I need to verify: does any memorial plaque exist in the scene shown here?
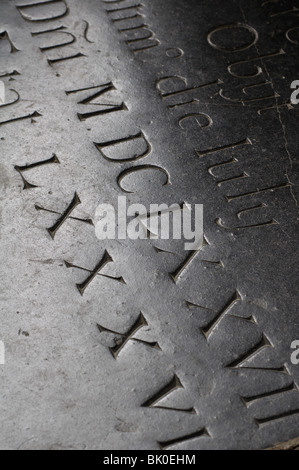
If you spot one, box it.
[0,0,298,450]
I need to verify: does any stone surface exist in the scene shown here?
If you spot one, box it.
[0,0,298,450]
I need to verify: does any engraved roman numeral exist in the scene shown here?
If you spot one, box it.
[226,334,272,368]
[66,82,127,121]
[36,205,93,225]
[255,408,299,428]
[40,192,84,239]
[94,131,151,163]
[160,236,223,284]
[229,329,299,429]
[238,357,299,429]
[137,201,188,241]
[201,290,242,340]
[15,154,60,189]
[241,382,298,407]
[142,374,196,414]
[0,31,19,53]
[97,312,160,359]
[157,428,210,450]
[237,365,289,373]
[66,250,126,296]
[169,244,205,284]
